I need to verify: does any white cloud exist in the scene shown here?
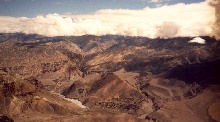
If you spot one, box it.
[207,0,220,39]
[189,37,206,44]
[207,0,220,4]
[0,1,215,38]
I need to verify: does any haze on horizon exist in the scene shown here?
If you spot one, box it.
[0,0,219,39]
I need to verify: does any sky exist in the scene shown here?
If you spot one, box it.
[0,0,219,39]
[0,0,205,17]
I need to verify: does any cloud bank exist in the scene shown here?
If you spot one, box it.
[0,1,216,38]
[208,0,220,39]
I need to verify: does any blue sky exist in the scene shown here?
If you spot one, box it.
[0,0,205,17]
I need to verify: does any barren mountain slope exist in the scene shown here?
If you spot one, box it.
[0,33,220,122]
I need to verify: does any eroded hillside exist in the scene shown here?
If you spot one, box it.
[0,33,220,122]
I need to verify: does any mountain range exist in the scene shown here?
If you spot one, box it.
[0,33,220,122]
